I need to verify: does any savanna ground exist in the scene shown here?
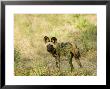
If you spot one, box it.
[14,14,97,76]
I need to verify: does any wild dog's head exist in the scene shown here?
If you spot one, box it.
[43,36,57,53]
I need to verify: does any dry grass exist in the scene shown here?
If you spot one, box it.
[14,14,97,76]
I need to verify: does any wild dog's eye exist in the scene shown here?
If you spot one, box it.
[51,40,54,43]
[46,39,50,43]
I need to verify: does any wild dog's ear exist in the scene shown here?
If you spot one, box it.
[51,37,57,44]
[44,36,50,43]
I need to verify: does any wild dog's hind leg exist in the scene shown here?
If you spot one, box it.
[73,48,83,68]
[75,59,82,68]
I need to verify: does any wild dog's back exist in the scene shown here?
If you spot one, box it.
[56,42,73,56]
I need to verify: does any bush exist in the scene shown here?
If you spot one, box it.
[73,16,97,53]
[81,24,96,50]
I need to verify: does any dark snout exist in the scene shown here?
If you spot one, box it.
[47,44,54,52]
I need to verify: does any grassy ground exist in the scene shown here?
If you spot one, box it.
[14,14,97,76]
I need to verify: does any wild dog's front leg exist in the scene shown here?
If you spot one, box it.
[53,54,60,70]
[55,56,60,70]
[55,58,60,69]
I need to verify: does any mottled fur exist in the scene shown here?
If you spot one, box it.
[44,36,82,72]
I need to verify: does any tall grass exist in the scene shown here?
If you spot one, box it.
[14,14,97,76]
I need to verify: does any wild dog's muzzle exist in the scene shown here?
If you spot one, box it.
[47,44,54,52]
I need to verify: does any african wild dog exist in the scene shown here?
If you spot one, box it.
[43,36,82,72]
